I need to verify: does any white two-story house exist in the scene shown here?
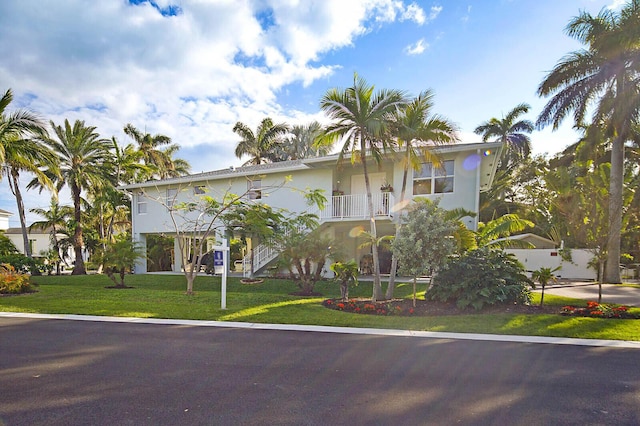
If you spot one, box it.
[121,142,502,275]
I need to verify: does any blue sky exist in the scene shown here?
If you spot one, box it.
[0,0,624,226]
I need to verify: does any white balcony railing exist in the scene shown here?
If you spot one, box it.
[320,193,395,221]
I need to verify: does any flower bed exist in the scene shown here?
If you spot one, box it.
[561,301,640,319]
[323,299,415,316]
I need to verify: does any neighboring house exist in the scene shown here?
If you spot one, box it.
[3,226,74,262]
[4,227,53,258]
[0,209,11,231]
[121,142,503,275]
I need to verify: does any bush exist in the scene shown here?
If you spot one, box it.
[0,253,45,275]
[427,247,533,310]
[0,264,36,294]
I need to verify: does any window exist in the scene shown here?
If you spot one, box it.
[194,185,206,195]
[29,239,36,255]
[166,188,178,207]
[137,194,147,214]
[248,179,261,200]
[413,160,454,195]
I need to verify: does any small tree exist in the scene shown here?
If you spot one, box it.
[97,237,144,288]
[278,227,334,295]
[392,199,458,306]
[330,260,359,301]
[531,266,560,306]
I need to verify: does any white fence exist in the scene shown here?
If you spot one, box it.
[505,248,597,280]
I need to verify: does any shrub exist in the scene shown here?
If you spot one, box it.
[0,264,36,294]
[0,253,45,275]
[427,247,533,310]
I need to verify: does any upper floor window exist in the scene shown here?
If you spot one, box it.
[194,185,206,195]
[248,179,261,200]
[137,194,147,214]
[166,188,178,207]
[413,160,454,195]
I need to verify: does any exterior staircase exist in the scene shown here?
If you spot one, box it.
[242,192,394,277]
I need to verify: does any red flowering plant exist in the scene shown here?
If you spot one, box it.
[322,299,415,316]
[560,301,640,319]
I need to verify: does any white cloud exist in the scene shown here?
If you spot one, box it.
[428,5,443,22]
[606,0,626,9]
[461,5,472,23]
[401,3,426,24]
[404,38,429,55]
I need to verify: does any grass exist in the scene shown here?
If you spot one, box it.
[1,274,639,341]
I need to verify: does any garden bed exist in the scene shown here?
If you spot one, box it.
[322,298,638,318]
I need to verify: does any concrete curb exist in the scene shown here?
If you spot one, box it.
[2,311,639,349]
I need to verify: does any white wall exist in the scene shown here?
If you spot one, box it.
[506,248,597,281]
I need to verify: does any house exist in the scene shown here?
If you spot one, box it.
[4,227,54,258]
[0,209,11,231]
[3,226,73,261]
[121,142,503,275]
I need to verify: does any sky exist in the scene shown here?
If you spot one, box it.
[0,0,626,226]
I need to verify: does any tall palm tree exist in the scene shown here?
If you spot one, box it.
[536,0,640,283]
[474,103,534,170]
[44,119,113,275]
[386,90,459,298]
[29,198,73,275]
[0,88,56,258]
[124,123,190,179]
[318,73,407,301]
[233,117,290,165]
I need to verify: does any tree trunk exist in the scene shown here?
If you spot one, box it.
[362,152,383,302]
[409,276,415,307]
[604,136,623,283]
[71,185,87,275]
[386,151,410,299]
[8,169,32,258]
[598,260,605,304]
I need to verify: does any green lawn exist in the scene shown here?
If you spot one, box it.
[1,274,639,341]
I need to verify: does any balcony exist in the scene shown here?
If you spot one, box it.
[319,193,394,221]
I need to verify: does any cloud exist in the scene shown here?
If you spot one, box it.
[428,5,443,22]
[606,0,626,9]
[461,5,472,23]
[404,38,429,55]
[0,0,427,150]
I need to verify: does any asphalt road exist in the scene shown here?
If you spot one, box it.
[1,317,640,426]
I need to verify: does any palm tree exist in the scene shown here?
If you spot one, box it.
[386,90,459,299]
[110,137,150,185]
[474,103,534,170]
[0,88,56,258]
[233,117,289,165]
[273,122,329,161]
[124,124,190,179]
[43,119,113,275]
[29,198,73,275]
[318,73,407,302]
[536,1,640,283]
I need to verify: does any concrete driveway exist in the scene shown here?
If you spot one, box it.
[539,283,640,306]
